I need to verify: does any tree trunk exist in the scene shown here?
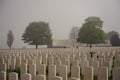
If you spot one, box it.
[36,45,38,49]
[90,44,92,48]
[10,46,11,50]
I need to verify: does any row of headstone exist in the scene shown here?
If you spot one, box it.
[0,47,120,80]
[0,66,120,80]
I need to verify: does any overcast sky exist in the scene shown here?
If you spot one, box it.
[0,0,120,49]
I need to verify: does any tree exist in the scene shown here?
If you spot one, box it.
[85,16,103,28]
[106,31,119,40]
[22,21,52,49]
[7,30,14,49]
[77,16,106,48]
[69,27,79,41]
[110,34,120,46]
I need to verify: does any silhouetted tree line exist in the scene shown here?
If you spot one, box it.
[6,17,120,49]
[110,34,120,46]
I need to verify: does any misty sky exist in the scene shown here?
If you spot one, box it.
[0,0,120,49]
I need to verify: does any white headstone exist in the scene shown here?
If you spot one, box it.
[11,58,16,70]
[0,63,6,71]
[98,67,108,80]
[38,64,46,75]
[71,66,80,79]
[83,66,93,80]
[9,72,18,80]
[29,64,36,80]
[48,65,56,80]
[52,76,63,80]
[59,65,67,80]
[21,73,31,80]
[21,63,27,74]
[113,67,120,80]
[71,78,80,80]
[36,75,46,80]
[0,71,6,80]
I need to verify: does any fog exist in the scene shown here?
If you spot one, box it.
[0,0,120,49]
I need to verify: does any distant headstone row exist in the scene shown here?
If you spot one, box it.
[0,47,120,80]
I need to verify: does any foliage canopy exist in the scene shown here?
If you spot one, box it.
[22,21,52,49]
[77,16,106,47]
[110,34,120,46]
[7,30,14,49]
